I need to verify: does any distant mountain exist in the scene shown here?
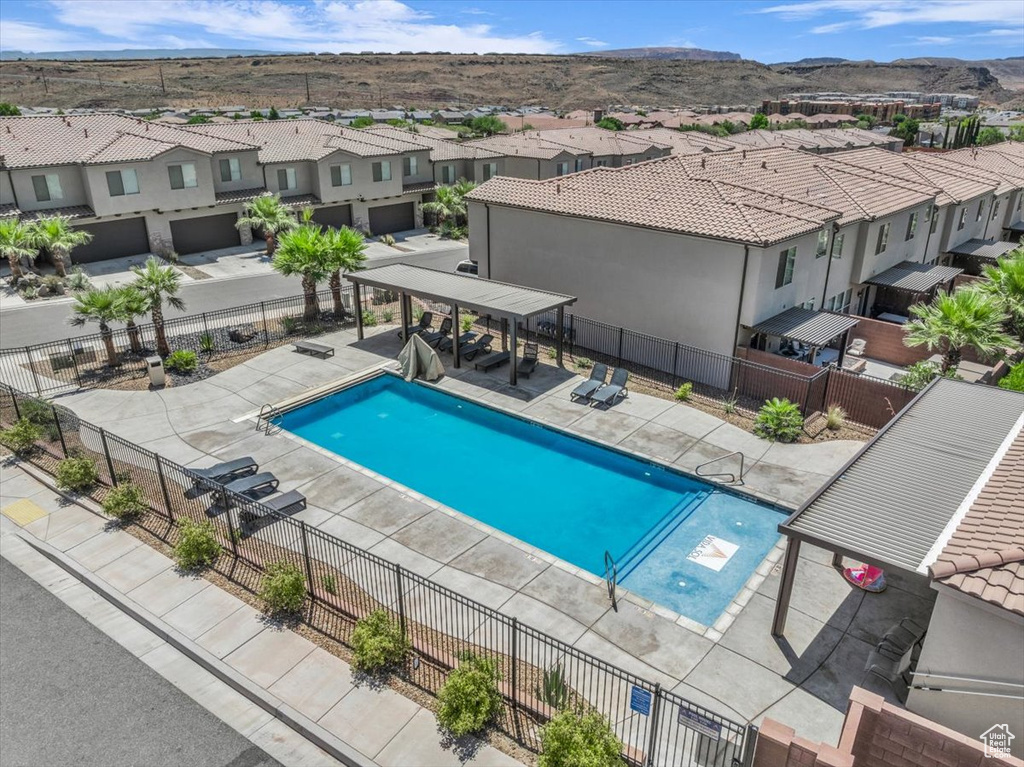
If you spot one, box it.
[0,48,274,61]
[770,57,849,67]
[584,47,741,61]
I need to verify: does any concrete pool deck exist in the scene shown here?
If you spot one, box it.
[47,325,936,741]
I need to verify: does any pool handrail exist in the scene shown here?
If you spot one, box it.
[695,451,745,483]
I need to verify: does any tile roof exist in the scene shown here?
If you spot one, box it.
[724,128,900,153]
[0,202,95,221]
[0,114,256,169]
[364,125,502,161]
[521,127,672,157]
[831,148,996,206]
[497,115,591,132]
[929,429,1024,616]
[633,127,737,155]
[465,132,591,160]
[466,154,841,246]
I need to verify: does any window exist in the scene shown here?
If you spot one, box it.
[330,164,352,187]
[440,165,455,184]
[929,205,939,234]
[991,199,1000,221]
[31,173,63,202]
[574,158,585,172]
[875,222,890,254]
[555,162,569,176]
[168,163,197,190]
[775,247,796,289]
[594,159,609,167]
[277,167,297,191]
[830,232,844,259]
[402,156,418,177]
[905,212,918,241]
[825,295,836,311]
[957,208,967,230]
[372,161,391,182]
[106,169,139,197]
[976,200,984,221]
[482,163,497,182]
[219,157,241,182]
[815,229,829,258]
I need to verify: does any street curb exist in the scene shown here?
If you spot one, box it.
[9,467,378,767]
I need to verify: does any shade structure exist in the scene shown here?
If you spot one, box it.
[750,307,860,348]
[946,238,1019,262]
[863,261,962,293]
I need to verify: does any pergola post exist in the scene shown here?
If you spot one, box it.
[556,306,564,368]
[771,537,801,637]
[500,318,508,351]
[399,292,410,343]
[452,304,460,369]
[354,283,364,340]
[837,329,850,368]
[509,318,518,386]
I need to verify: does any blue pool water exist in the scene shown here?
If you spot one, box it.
[280,374,784,625]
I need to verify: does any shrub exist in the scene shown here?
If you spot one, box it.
[535,662,569,710]
[67,268,91,291]
[55,456,99,492]
[16,398,60,441]
[825,405,847,431]
[539,708,625,767]
[174,519,221,569]
[575,357,593,370]
[102,483,148,520]
[199,332,215,353]
[674,382,693,401]
[754,398,804,442]
[259,560,306,615]
[437,654,501,737]
[899,360,940,391]
[546,346,557,359]
[41,275,66,294]
[722,390,738,415]
[21,285,39,300]
[165,349,198,373]
[460,314,476,333]
[280,316,302,334]
[361,310,378,327]
[998,361,1024,392]
[351,609,409,672]
[379,233,396,246]
[0,418,41,455]
[382,308,395,323]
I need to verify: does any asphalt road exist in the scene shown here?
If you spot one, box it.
[0,556,283,767]
[0,243,468,348]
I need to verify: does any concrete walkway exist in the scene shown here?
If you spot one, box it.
[38,325,936,743]
[0,462,523,767]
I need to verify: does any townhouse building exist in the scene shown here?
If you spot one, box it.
[463,133,593,180]
[363,125,505,185]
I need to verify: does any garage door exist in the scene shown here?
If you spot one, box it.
[368,202,414,235]
[71,218,150,264]
[311,204,353,229]
[170,213,242,255]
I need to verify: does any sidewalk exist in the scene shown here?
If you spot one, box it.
[0,460,524,767]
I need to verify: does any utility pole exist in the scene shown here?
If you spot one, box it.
[378,83,383,109]
[159,65,166,95]
[305,72,311,103]
[42,75,48,94]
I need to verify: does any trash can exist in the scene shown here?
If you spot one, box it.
[145,355,165,387]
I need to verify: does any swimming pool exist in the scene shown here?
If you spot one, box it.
[279,374,784,625]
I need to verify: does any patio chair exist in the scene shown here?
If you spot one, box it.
[847,338,867,357]
[398,311,433,339]
[461,334,494,360]
[438,331,477,353]
[589,367,630,408]
[190,457,258,484]
[217,472,279,507]
[421,317,453,347]
[517,343,539,378]
[570,363,608,402]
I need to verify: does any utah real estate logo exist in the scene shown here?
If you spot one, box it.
[981,724,1014,759]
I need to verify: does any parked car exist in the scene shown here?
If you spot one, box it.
[455,260,479,277]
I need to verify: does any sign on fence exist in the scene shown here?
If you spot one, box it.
[629,686,653,716]
[678,706,722,739]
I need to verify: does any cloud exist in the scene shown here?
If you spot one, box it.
[575,36,608,48]
[810,22,853,34]
[761,0,1023,29]
[910,36,955,45]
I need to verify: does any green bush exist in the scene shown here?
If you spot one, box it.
[351,609,409,672]
[16,399,61,441]
[322,573,338,595]
[437,654,502,737]
[899,360,940,391]
[55,456,99,492]
[165,349,198,373]
[753,398,804,443]
[535,662,569,710]
[575,357,593,370]
[539,708,625,767]
[674,382,693,401]
[460,314,476,333]
[102,483,148,520]
[382,308,395,323]
[199,333,215,353]
[259,560,306,615]
[825,405,847,431]
[0,418,41,455]
[174,519,221,569]
[998,361,1024,392]
[362,310,378,327]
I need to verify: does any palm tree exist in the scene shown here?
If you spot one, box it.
[236,193,297,256]
[31,215,93,278]
[422,179,476,231]
[0,219,35,282]
[322,226,367,318]
[114,285,150,354]
[68,287,122,367]
[273,224,330,321]
[978,250,1024,343]
[903,289,1014,373]
[132,257,186,357]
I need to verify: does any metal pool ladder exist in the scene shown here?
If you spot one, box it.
[695,451,745,484]
[256,403,282,434]
[604,550,618,612]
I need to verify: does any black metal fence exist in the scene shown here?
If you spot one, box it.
[0,382,757,766]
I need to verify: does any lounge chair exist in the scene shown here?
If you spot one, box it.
[517,343,539,378]
[461,334,494,360]
[570,363,608,402]
[590,368,630,407]
[421,317,452,347]
[398,311,433,339]
[240,489,307,523]
[846,338,866,357]
[438,331,477,353]
[217,472,279,507]
[474,351,511,371]
[190,457,258,483]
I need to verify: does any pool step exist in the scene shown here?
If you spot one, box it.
[615,490,712,582]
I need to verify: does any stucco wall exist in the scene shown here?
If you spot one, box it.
[83,147,215,217]
[940,193,994,253]
[9,165,90,211]
[742,228,831,326]
[263,160,318,199]
[851,203,934,284]
[210,150,261,194]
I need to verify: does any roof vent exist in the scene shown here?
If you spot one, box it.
[701,157,706,169]
[84,128,88,138]
[742,150,746,159]
[761,161,767,169]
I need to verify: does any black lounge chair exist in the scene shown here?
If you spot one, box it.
[438,331,477,353]
[461,334,494,360]
[570,363,608,402]
[421,317,453,347]
[590,368,630,407]
[217,472,279,507]
[474,351,511,371]
[240,489,307,523]
[398,311,433,339]
[190,457,258,483]
[517,343,539,378]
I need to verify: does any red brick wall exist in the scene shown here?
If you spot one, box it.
[737,347,820,377]
[848,316,931,368]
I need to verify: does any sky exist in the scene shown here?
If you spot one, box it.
[1,0,1022,62]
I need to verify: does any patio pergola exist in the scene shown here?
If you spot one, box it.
[749,307,861,366]
[346,264,577,385]
[771,378,1024,637]
[947,238,1019,275]
[863,261,963,318]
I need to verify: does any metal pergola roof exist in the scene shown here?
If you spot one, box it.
[750,307,860,347]
[947,238,1019,261]
[1007,221,1024,234]
[346,264,576,320]
[781,379,1024,574]
[863,261,963,293]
